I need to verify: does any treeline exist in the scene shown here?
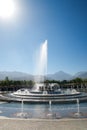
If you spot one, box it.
[0,77,34,91]
[0,77,87,92]
[45,77,87,85]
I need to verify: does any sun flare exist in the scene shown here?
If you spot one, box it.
[0,0,15,19]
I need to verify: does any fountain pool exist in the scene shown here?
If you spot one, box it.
[0,101,87,119]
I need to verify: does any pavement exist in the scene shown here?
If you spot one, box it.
[0,117,87,130]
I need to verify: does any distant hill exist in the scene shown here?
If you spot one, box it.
[0,71,87,81]
[0,71,33,80]
[47,71,72,81]
[73,71,87,79]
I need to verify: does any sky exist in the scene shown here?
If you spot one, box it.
[0,0,87,75]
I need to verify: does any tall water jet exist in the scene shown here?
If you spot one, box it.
[34,40,47,91]
[37,40,47,82]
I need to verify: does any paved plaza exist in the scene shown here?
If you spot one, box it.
[0,118,87,130]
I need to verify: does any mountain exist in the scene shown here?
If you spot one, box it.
[73,71,87,79]
[0,71,72,81]
[47,71,72,81]
[0,71,33,80]
[0,71,87,81]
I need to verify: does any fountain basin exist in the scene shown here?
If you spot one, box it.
[0,88,87,103]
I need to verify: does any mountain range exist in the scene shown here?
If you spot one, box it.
[0,71,87,81]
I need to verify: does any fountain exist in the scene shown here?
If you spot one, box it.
[13,99,30,118]
[1,40,87,103]
[46,100,56,119]
[71,98,84,118]
[21,99,24,117]
[49,100,52,112]
[77,98,80,116]
[35,40,47,83]
[0,40,87,119]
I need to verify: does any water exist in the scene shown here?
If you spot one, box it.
[34,40,47,83]
[0,102,87,119]
[49,100,52,111]
[21,99,24,114]
[72,98,84,117]
[77,98,80,115]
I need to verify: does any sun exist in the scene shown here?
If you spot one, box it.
[0,0,15,19]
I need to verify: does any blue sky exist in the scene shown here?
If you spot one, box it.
[0,0,87,75]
